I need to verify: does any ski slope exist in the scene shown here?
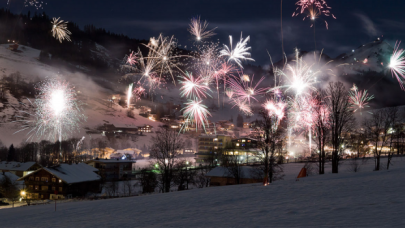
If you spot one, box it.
[1,157,405,227]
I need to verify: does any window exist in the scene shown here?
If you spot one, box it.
[41,195,43,199]
[29,185,33,189]
[52,178,56,183]
[41,186,48,191]
[59,187,63,192]
[35,177,40,181]
[52,186,56,191]
[248,140,251,142]
[35,185,39,190]
[242,139,246,142]
[41,177,48,182]
[29,176,34,181]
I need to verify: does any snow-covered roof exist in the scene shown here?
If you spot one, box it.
[0,172,24,189]
[206,166,263,179]
[113,123,138,129]
[18,163,100,184]
[0,161,38,171]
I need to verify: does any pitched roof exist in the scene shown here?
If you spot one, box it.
[0,161,38,171]
[18,163,100,184]
[86,159,135,163]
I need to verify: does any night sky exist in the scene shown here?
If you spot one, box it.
[6,0,405,65]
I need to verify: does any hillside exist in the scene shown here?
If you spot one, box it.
[1,157,404,227]
[0,43,162,148]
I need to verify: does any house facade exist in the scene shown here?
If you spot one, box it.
[18,163,101,200]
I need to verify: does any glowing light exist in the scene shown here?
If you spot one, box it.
[349,84,374,114]
[292,0,336,29]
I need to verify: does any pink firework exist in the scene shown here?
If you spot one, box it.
[126,51,138,66]
[389,41,405,90]
[348,84,374,114]
[182,99,212,132]
[227,74,268,105]
[225,89,234,99]
[133,86,146,101]
[263,99,286,120]
[231,99,253,116]
[179,72,212,99]
[292,0,336,29]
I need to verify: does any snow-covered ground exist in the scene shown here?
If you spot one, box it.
[1,156,405,227]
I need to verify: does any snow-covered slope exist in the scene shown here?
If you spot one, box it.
[0,44,162,147]
[1,157,405,227]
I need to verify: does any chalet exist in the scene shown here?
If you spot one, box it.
[138,124,153,133]
[206,166,263,186]
[161,115,171,122]
[85,159,135,180]
[183,149,195,155]
[0,161,41,177]
[112,123,138,134]
[243,122,250,129]
[139,106,152,115]
[18,163,101,200]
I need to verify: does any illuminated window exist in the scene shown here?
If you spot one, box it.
[35,185,39,190]
[52,186,56,191]
[52,178,56,182]
[29,176,34,181]
[242,140,246,142]
[29,185,33,189]
[59,187,63,192]
[236,143,239,146]
[41,186,48,191]
[35,177,40,181]
[41,177,48,182]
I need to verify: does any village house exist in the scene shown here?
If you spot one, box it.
[85,159,135,180]
[17,163,101,200]
[138,124,153,133]
[0,161,42,177]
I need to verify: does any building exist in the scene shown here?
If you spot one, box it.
[112,124,138,135]
[85,159,135,180]
[0,161,42,177]
[183,148,194,155]
[243,122,250,129]
[138,124,153,133]
[196,134,233,163]
[206,166,263,186]
[232,138,258,149]
[18,163,101,200]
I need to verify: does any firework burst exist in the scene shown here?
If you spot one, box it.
[179,72,212,99]
[14,79,86,142]
[227,74,268,105]
[126,51,138,66]
[263,99,287,121]
[182,99,212,132]
[232,99,253,116]
[349,84,374,114]
[188,16,217,41]
[389,41,405,90]
[51,17,71,43]
[292,0,336,29]
[220,33,255,68]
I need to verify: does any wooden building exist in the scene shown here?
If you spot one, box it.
[86,159,135,180]
[18,163,101,200]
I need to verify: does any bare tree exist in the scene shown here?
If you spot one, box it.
[253,108,285,185]
[221,153,244,185]
[364,107,398,171]
[312,91,330,174]
[138,168,158,194]
[150,125,184,193]
[326,82,355,173]
[194,165,212,188]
